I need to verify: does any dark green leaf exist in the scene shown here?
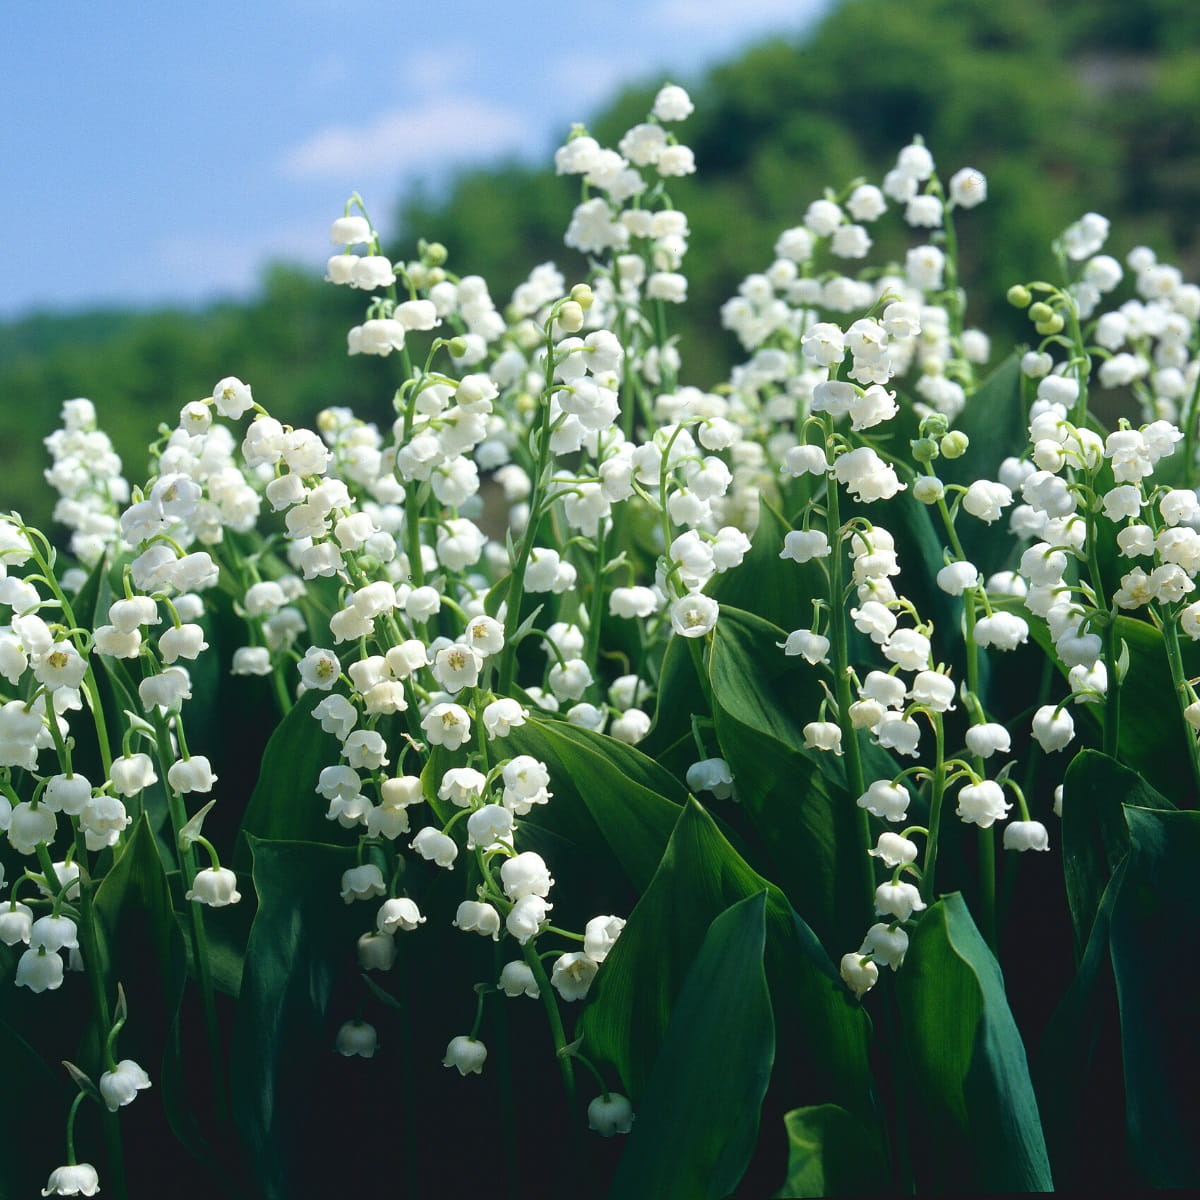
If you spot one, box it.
[234,690,353,870]
[1061,748,1170,954]
[230,837,360,1199]
[942,354,1026,578]
[711,496,827,631]
[773,1104,890,1198]
[1109,807,1200,1186]
[708,606,904,953]
[893,893,1053,1192]
[503,716,683,892]
[607,892,774,1200]
[581,799,873,1124]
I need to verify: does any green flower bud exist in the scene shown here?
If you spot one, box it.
[1028,301,1054,324]
[447,336,469,358]
[1035,314,1065,335]
[421,240,448,267]
[919,412,950,439]
[570,283,594,310]
[911,436,940,463]
[940,431,970,459]
[1007,284,1032,308]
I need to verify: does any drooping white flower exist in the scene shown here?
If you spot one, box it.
[1032,705,1075,752]
[869,832,919,868]
[99,1059,152,1112]
[860,922,909,971]
[588,1093,635,1137]
[1003,821,1051,852]
[455,901,503,941]
[338,864,386,904]
[839,953,879,999]
[874,881,926,922]
[498,960,540,999]
[410,826,458,869]
[442,1035,487,1075]
[686,758,734,799]
[551,951,599,1001]
[185,866,242,907]
[956,780,1011,828]
[334,1018,378,1058]
[41,1162,101,1197]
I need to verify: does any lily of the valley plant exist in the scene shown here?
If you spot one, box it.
[2,82,1196,1198]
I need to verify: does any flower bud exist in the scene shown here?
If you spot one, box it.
[940,431,969,459]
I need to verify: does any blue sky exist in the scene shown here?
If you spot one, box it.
[1,0,831,318]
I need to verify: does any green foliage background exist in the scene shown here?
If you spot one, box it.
[5,0,1200,527]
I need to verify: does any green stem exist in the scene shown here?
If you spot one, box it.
[497,352,558,695]
[1161,615,1200,805]
[152,718,227,1121]
[521,942,577,1112]
[21,526,113,775]
[823,426,872,915]
[918,712,947,906]
[72,832,129,1199]
[1182,362,1200,489]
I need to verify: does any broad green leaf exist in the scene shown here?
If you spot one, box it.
[92,817,243,1192]
[711,496,827,632]
[607,892,774,1200]
[1039,803,1200,1188]
[92,815,188,1071]
[504,716,683,892]
[1018,606,1193,805]
[707,606,905,952]
[1034,854,1128,1190]
[774,1104,890,1198]
[234,689,353,869]
[893,893,1052,1192]
[942,354,1026,578]
[1109,807,1200,1186]
[640,625,707,768]
[580,799,873,1124]
[0,997,67,1197]
[1061,749,1170,955]
[230,837,360,1200]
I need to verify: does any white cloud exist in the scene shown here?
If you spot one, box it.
[544,53,640,113]
[151,224,323,298]
[646,0,828,36]
[279,96,532,181]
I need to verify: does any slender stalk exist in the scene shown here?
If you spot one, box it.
[918,712,947,906]
[497,330,560,693]
[822,420,872,916]
[1161,615,1200,805]
[71,831,129,1199]
[152,718,227,1120]
[521,943,577,1111]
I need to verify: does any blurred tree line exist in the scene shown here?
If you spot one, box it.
[4,0,1200,529]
